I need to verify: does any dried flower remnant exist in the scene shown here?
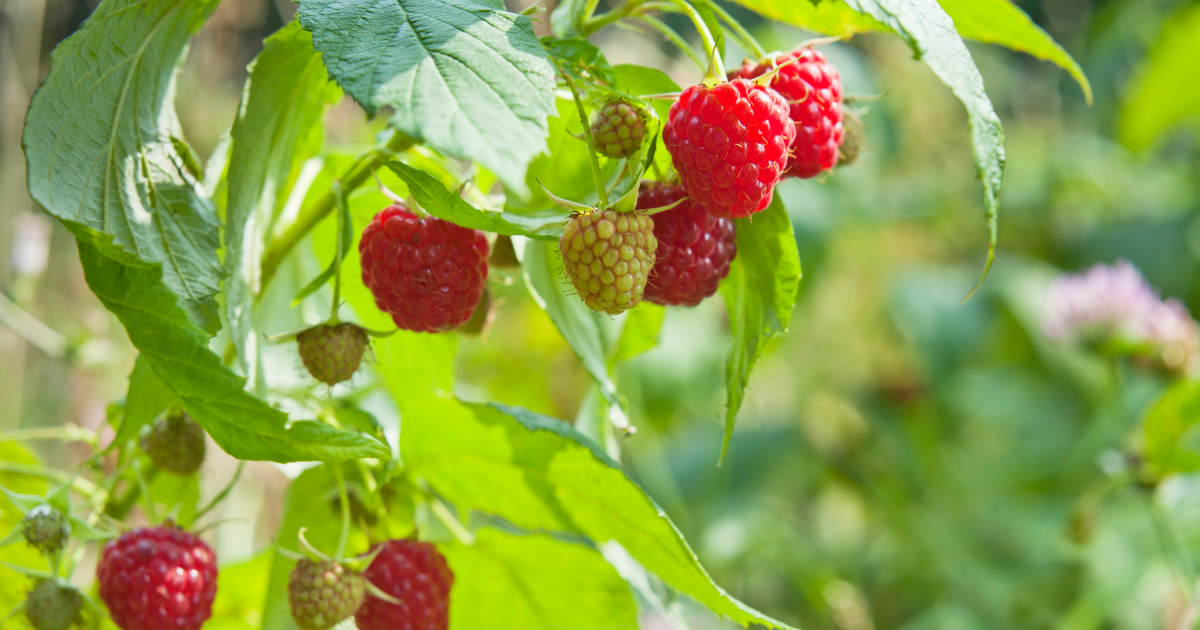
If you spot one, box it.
[1043,260,1199,375]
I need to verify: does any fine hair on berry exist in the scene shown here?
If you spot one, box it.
[732,46,845,179]
[559,209,657,315]
[663,77,796,219]
[141,411,206,476]
[96,526,217,630]
[288,558,365,630]
[356,539,454,630]
[297,322,369,386]
[638,181,736,306]
[360,204,489,332]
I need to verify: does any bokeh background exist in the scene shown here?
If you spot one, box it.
[3,0,1200,628]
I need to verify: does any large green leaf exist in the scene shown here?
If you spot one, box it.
[404,401,797,629]
[520,239,621,407]
[718,197,801,460]
[730,0,1088,101]
[74,230,389,464]
[112,355,174,449]
[224,21,340,387]
[295,0,557,194]
[842,0,1005,291]
[444,529,639,630]
[1119,3,1200,152]
[22,0,224,330]
[936,0,1091,103]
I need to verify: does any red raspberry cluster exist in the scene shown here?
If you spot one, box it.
[638,182,736,307]
[732,47,845,179]
[663,78,795,219]
[97,526,218,630]
[359,204,489,332]
[356,539,455,630]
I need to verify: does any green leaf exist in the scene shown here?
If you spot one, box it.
[611,303,664,365]
[206,553,272,630]
[729,0,1089,102]
[21,0,224,330]
[719,197,801,461]
[443,529,639,630]
[112,355,175,450]
[936,0,1091,104]
[542,37,616,86]
[73,230,389,464]
[1143,379,1200,476]
[550,0,589,37]
[295,0,558,194]
[520,239,621,406]
[841,0,1005,294]
[384,161,555,240]
[1119,3,1200,152]
[405,401,797,629]
[225,21,341,388]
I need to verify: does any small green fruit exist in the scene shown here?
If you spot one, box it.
[297,323,369,386]
[21,504,69,554]
[590,99,647,159]
[141,412,206,476]
[288,559,366,630]
[24,579,83,630]
[560,209,657,315]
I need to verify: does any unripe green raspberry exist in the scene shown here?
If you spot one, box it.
[560,209,657,315]
[21,504,69,554]
[288,559,366,630]
[297,323,369,386]
[590,99,647,159]
[141,412,206,476]
[24,579,84,630]
[839,109,863,166]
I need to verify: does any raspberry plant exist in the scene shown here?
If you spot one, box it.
[3,0,1093,626]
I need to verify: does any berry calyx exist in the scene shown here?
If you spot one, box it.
[24,579,84,630]
[297,323,369,386]
[288,559,366,630]
[732,47,844,179]
[97,525,217,630]
[590,98,647,159]
[638,182,736,307]
[21,504,69,554]
[560,209,657,315]
[356,539,454,630]
[141,411,206,476]
[360,204,489,333]
[663,78,796,218]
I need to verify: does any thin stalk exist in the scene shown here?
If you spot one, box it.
[330,181,349,322]
[104,467,159,520]
[663,0,721,74]
[0,292,67,358]
[706,1,765,59]
[562,72,609,208]
[636,15,706,71]
[580,0,602,22]
[429,497,475,545]
[194,460,245,523]
[260,130,415,290]
[0,462,98,497]
[582,0,648,35]
[334,466,351,559]
[0,426,95,446]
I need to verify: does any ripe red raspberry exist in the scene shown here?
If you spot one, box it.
[590,99,647,159]
[663,78,795,219]
[359,204,489,333]
[560,209,657,314]
[355,539,453,630]
[638,182,736,306]
[141,412,206,476]
[297,323,369,385]
[732,47,844,179]
[288,559,365,630]
[97,526,217,630]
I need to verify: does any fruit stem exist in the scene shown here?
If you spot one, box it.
[132,459,157,525]
[562,71,610,208]
[581,0,647,35]
[634,15,707,72]
[261,130,416,292]
[330,181,350,323]
[663,0,722,79]
[334,465,351,559]
[706,1,765,59]
[429,496,475,545]
[193,460,245,523]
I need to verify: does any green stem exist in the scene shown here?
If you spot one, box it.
[580,0,602,22]
[103,467,159,520]
[429,497,475,545]
[582,0,647,35]
[663,0,721,74]
[636,15,706,72]
[0,426,95,446]
[330,181,349,322]
[260,130,415,291]
[194,461,245,523]
[0,462,99,497]
[0,292,67,358]
[706,1,765,59]
[132,460,157,525]
[334,466,350,559]
[562,72,609,208]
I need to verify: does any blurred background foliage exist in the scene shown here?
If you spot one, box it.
[3,0,1200,629]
